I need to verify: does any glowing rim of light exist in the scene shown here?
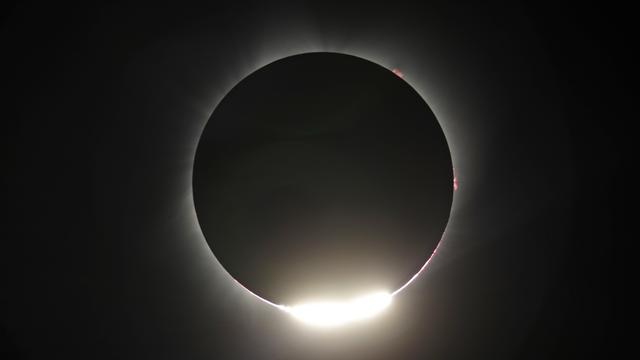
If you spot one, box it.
[282,291,393,327]
[200,51,455,327]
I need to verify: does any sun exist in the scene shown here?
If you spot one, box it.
[193,52,455,329]
[281,291,392,327]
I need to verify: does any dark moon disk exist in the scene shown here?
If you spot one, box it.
[193,52,453,305]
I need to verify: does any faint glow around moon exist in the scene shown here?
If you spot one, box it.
[281,291,392,327]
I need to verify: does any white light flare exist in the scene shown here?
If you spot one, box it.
[281,291,392,327]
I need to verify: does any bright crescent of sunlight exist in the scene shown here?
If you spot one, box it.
[280,291,392,327]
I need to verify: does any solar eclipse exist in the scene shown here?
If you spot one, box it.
[193,52,453,325]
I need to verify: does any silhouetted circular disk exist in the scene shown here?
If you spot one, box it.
[193,53,452,305]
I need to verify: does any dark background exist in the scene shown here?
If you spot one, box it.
[2,2,626,359]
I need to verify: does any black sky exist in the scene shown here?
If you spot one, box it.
[2,2,626,359]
